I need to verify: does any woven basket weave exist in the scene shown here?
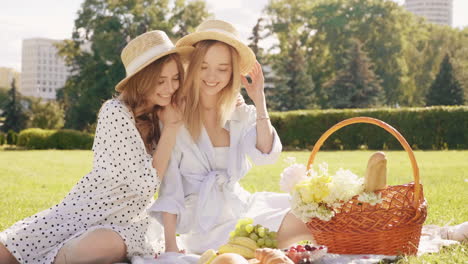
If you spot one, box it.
[305,117,427,255]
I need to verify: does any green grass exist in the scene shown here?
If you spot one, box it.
[1,150,467,263]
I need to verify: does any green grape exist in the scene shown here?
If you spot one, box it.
[239,218,250,225]
[257,238,265,247]
[245,224,254,234]
[269,231,278,239]
[254,224,262,233]
[245,217,254,224]
[238,229,249,237]
[249,232,259,241]
[258,227,265,237]
[229,231,236,238]
[272,240,278,248]
[264,238,273,247]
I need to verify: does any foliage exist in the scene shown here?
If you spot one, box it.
[324,39,384,108]
[426,54,465,106]
[0,132,4,145]
[6,130,18,145]
[265,0,316,110]
[58,0,211,130]
[17,128,54,149]
[263,0,468,108]
[1,79,28,132]
[17,128,93,150]
[0,87,8,110]
[270,106,468,150]
[28,98,65,129]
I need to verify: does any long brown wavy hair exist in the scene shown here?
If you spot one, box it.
[119,53,184,153]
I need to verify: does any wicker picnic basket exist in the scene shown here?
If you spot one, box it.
[305,117,427,255]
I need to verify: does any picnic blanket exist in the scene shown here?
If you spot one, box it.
[130,225,461,264]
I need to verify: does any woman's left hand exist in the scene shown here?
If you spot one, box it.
[241,61,265,106]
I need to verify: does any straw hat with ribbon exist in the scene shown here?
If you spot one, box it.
[115,30,194,92]
[176,19,256,75]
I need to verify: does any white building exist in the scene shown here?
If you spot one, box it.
[0,67,20,90]
[21,38,71,100]
[404,0,453,26]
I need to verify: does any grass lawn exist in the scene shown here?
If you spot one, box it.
[0,149,467,263]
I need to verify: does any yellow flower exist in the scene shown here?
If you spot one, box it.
[294,175,331,203]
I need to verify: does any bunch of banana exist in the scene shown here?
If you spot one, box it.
[198,249,218,264]
[218,236,259,259]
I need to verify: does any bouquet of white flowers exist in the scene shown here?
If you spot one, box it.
[280,158,382,222]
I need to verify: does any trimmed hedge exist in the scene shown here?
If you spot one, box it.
[0,132,4,145]
[17,128,94,150]
[270,106,468,150]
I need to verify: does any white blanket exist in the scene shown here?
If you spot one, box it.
[131,225,461,264]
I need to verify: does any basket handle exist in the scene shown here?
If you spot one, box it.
[307,117,422,208]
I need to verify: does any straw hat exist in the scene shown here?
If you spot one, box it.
[176,19,256,75]
[115,30,194,92]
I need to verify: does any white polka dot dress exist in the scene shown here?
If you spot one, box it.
[0,99,163,263]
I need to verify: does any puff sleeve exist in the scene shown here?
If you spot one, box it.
[92,99,160,197]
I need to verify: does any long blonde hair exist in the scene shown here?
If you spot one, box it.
[182,40,241,141]
[119,53,185,152]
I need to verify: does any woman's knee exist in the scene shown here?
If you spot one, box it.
[277,212,315,248]
[0,243,19,264]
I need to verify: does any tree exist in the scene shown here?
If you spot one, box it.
[0,87,8,110]
[248,18,267,63]
[170,0,212,39]
[426,54,464,106]
[242,18,270,105]
[1,79,28,132]
[265,0,316,110]
[58,0,211,130]
[325,39,384,108]
[306,0,417,106]
[28,98,65,129]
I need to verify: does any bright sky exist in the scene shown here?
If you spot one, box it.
[1,0,467,71]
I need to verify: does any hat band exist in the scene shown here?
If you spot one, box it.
[198,28,241,41]
[126,42,174,75]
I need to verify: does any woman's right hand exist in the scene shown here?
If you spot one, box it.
[158,103,182,128]
[165,243,185,254]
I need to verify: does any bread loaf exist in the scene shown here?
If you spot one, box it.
[364,151,387,192]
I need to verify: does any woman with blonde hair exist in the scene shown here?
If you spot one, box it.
[149,20,314,254]
[0,30,192,264]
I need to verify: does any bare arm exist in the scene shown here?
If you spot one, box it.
[162,212,181,252]
[241,61,274,154]
[152,124,180,178]
[152,104,182,178]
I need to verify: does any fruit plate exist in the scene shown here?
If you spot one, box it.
[283,245,328,264]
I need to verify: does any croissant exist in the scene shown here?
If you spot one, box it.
[254,248,294,264]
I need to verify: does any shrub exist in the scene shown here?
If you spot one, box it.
[17,128,93,150]
[48,129,94,149]
[6,130,18,145]
[17,128,55,149]
[270,106,468,150]
[0,132,5,145]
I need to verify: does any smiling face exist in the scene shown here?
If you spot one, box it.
[199,42,233,97]
[148,59,180,107]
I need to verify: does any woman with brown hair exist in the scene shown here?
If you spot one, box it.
[0,30,192,264]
